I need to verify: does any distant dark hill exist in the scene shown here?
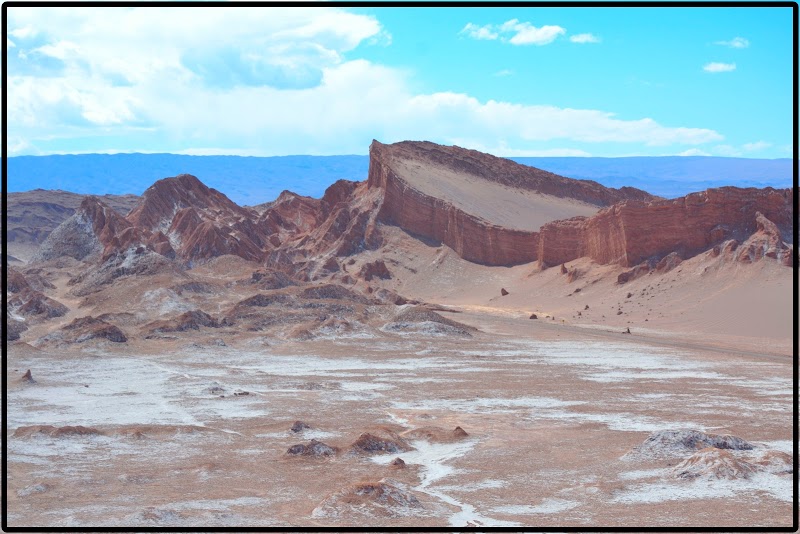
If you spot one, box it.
[7,153,792,204]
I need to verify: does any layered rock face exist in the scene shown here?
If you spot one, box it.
[366,140,652,266]
[128,174,270,263]
[538,187,793,268]
[27,141,793,277]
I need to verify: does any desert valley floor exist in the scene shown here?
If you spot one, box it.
[6,258,794,528]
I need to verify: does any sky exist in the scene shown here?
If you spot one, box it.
[5,5,795,159]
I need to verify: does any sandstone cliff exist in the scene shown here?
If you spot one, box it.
[537,187,793,268]
[365,140,653,266]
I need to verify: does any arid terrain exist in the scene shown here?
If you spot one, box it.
[5,140,794,528]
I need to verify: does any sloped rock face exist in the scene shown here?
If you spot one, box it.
[6,190,139,248]
[144,310,219,335]
[626,429,754,460]
[673,448,759,480]
[539,187,793,268]
[7,319,29,341]
[57,316,128,343]
[366,140,653,266]
[8,290,69,320]
[128,174,269,263]
[33,196,173,264]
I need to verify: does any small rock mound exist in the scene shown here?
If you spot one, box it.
[500,288,509,296]
[300,284,371,303]
[7,319,29,341]
[313,480,424,518]
[350,431,410,455]
[529,313,538,320]
[250,268,296,290]
[359,260,392,281]
[18,369,36,384]
[58,316,128,343]
[402,426,469,443]
[291,421,311,433]
[617,261,652,284]
[754,450,793,475]
[673,448,758,480]
[7,289,69,320]
[389,457,406,469]
[626,429,753,460]
[655,252,682,273]
[144,310,219,335]
[384,306,476,337]
[286,439,338,458]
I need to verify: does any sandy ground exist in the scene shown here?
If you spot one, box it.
[6,315,793,528]
[366,226,794,357]
[394,157,600,231]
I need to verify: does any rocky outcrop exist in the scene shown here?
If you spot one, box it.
[625,429,754,460]
[673,448,758,480]
[6,190,138,248]
[128,174,269,263]
[367,140,653,266]
[350,430,411,455]
[33,196,174,263]
[286,439,338,457]
[735,211,791,264]
[359,260,392,281]
[539,187,793,268]
[144,310,219,335]
[58,316,128,343]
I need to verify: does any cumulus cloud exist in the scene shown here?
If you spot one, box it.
[461,19,565,45]
[8,7,724,157]
[570,33,600,44]
[703,62,736,73]
[715,36,749,48]
[459,22,499,41]
[493,69,513,77]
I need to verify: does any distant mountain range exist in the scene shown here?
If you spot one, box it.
[7,153,792,205]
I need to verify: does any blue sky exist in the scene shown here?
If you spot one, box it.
[6,5,794,158]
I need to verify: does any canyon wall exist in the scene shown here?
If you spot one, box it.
[368,142,539,265]
[538,187,793,268]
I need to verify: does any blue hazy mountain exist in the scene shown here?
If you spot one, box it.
[7,153,792,205]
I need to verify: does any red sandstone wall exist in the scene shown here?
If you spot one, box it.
[368,144,539,266]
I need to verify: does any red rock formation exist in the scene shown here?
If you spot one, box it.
[358,260,392,281]
[655,252,682,273]
[127,174,269,263]
[736,211,789,263]
[539,187,793,268]
[60,316,127,343]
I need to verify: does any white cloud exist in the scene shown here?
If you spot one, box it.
[570,33,600,44]
[715,36,749,48]
[461,19,565,46]
[703,62,736,73]
[34,40,82,60]
[712,144,741,156]
[459,23,499,41]
[493,69,513,77]
[677,148,711,156]
[742,141,771,152]
[8,7,724,157]
[8,38,16,48]
[505,20,566,45]
[9,25,37,38]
